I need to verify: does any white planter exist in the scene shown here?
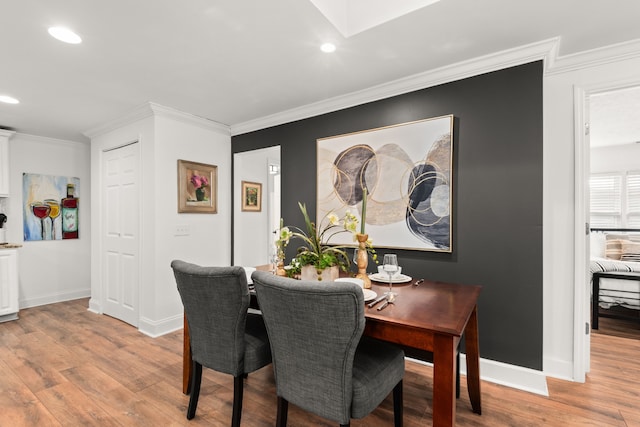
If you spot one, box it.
[300,265,339,282]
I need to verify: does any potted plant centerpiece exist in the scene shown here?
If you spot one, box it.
[286,202,360,281]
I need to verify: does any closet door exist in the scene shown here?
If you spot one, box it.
[102,142,140,326]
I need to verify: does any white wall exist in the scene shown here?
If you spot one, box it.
[591,144,640,173]
[153,111,231,329]
[88,102,231,337]
[543,43,640,380]
[7,133,91,308]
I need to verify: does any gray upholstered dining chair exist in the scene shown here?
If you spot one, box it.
[171,260,272,425]
[252,271,404,427]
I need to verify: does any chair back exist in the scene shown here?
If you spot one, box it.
[252,271,365,423]
[172,260,250,377]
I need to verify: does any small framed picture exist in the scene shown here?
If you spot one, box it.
[241,181,262,212]
[178,159,217,213]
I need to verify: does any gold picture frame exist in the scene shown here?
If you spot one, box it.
[241,181,262,212]
[178,159,217,213]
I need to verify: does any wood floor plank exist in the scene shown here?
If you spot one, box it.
[3,298,640,426]
[0,358,62,427]
[1,333,71,394]
[61,364,187,427]
[36,382,120,426]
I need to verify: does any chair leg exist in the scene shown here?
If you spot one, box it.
[186,361,203,420]
[232,375,244,427]
[276,396,288,427]
[393,379,403,427]
[456,351,461,399]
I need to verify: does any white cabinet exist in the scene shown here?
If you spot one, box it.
[0,129,15,197]
[0,248,19,321]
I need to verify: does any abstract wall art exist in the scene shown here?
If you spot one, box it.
[316,115,454,252]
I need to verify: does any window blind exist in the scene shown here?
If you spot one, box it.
[627,171,640,228]
[590,174,622,228]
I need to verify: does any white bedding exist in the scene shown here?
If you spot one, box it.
[591,257,640,309]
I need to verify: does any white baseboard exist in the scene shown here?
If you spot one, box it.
[543,356,575,382]
[407,353,549,396]
[87,297,102,314]
[138,313,184,338]
[19,289,91,310]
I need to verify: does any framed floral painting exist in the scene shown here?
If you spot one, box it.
[178,159,217,213]
[241,181,262,212]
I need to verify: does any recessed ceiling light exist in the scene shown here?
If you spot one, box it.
[0,95,19,104]
[320,42,336,53]
[48,26,82,44]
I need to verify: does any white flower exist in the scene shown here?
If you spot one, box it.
[279,226,292,242]
[328,212,339,226]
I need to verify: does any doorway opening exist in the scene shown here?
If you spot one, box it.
[575,83,640,380]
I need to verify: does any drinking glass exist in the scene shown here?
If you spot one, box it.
[31,202,51,240]
[382,254,398,297]
[353,248,359,273]
[45,199,61,240]
[269,247,279,274]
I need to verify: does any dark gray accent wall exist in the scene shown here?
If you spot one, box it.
[232,61,543,370]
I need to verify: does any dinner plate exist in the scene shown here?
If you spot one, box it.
[363,288,377,302]
[369,273,413,283]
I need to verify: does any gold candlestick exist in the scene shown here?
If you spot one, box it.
[355,233,371,289]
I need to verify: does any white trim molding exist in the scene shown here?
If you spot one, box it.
[84,102,230,139]
[546,38,640,76]
[20,290,91,310]
[407,354,549,397]
[138,313,184,338]
[15,132,89,148]
[231,37,640,137]
[231,38,558,136]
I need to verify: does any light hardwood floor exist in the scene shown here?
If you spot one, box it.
[1,298,639,426]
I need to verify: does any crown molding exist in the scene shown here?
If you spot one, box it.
[231,37,640,136]
[0,129,16,139]
[230,38,558,136]
[148,102,230,136]
[13,132,89,148]
[83,103,154,139]
[545,38,640,75]
[84,102,230,139]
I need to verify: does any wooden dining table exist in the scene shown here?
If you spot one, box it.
[182,273,482,427]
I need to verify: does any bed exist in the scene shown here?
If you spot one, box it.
[590,229,640,328]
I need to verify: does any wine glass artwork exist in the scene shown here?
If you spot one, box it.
[45,199,61,240]
[31,202,51,240]
[382,254,399,298]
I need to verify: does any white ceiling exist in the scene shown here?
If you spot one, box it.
[590,86,640,147]
[1,0,640,143]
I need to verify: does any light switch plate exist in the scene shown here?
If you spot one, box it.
[175,224,190,236]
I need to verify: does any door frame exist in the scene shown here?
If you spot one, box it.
[573,78,640,381]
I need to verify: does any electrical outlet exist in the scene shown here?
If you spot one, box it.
[175,224,190,236]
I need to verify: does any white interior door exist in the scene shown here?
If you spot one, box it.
[102,142,140,326]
